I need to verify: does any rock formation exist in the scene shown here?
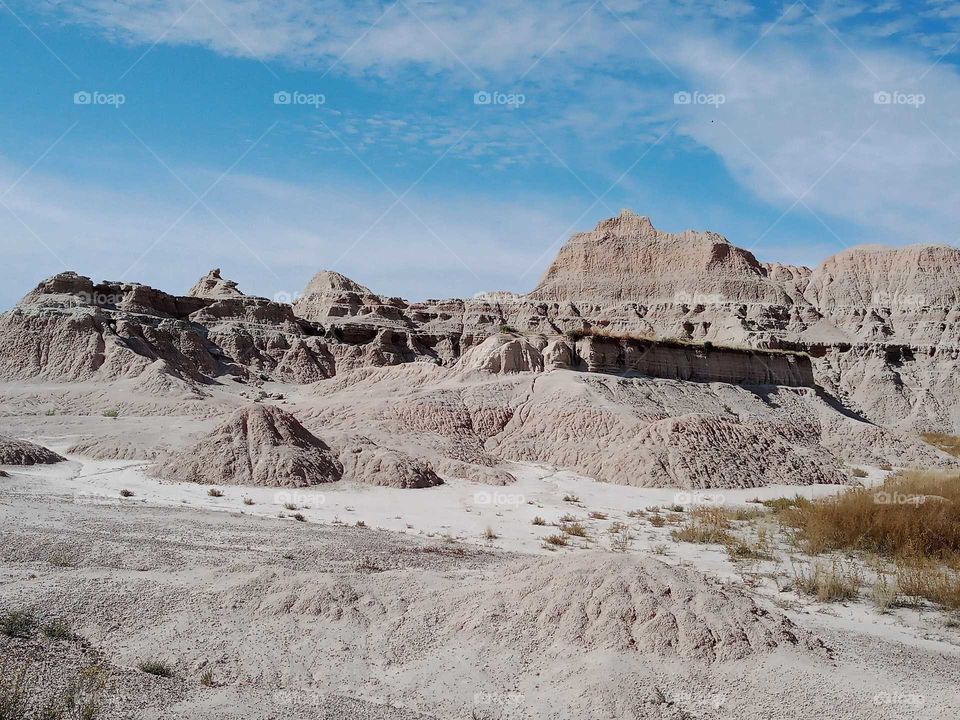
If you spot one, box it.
[152,404,343,487]
[0,435,65,465]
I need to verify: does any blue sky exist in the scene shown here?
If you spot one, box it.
[1,0,958,308]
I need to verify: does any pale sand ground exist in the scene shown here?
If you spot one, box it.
[2,453,959,719]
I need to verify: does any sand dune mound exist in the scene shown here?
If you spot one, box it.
[0,435,65,465]
[152,404,343,487]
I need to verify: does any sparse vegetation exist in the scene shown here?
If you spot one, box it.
[207,488,224,497]
[284,502,298,511]
[562,493,580,504]
[647,514,666,528]
[138,659,173,677]
[850,468,868,478]
[558,513,577,523]
[355,520,367,528]
[725,527,775,560]
[102,408,120,418]
[47,548,78,568]
[498,324,519,334]
[243,497,255,505]
[1,609,34,638]
[531,516,546,526]
[292,512,306,522]
[608,522,633,552]
[119,489,134,498]
[200,669,215,687]
[482,526,498,540]
[920,432,960,458]
[777,471,960,559]
[793,558,864,602]
[42,618,73,641]
[588,510,608,520]
[670,506,733,545]
[0,657,31,719]
[543,534,569,547]
[560,522,587,537]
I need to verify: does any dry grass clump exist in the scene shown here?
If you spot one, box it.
[588,510,608,520]
[920,432,960,457]
[207,488,224,497]
[482,526,497,540]
[895,555,960,610]
[543,534,569,547]
[560,522,588,537]
[1,609,34,638]
[531,516,546,526]
[119,489,134,498]
[138,659,173,677]
[647,514,666,528]
[778,471,960,559]
[726,527,774,560]
[793,558,864,602]
[671,506,733,545]
[562,493,580,503]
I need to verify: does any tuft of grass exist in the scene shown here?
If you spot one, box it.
[793,558,863,602]
[138,659,173,677]
[895,555,960,610]
[1,610,34,639]
[42,618,73,641]
[119,489,134,498]
[102,409,119,418]
[871,569,898,613]
[920,432,960,458]
[850,468,868,479]
[200,669,215,687]
[608,521,633,552]
[652,543,669,556]
[355,520,367,528]
[588,510,608,520]
[760,495,811,513]
[626,509,645,518]
[543,534,569,547]
[670,506,733,545]
[725,527,775,560]
[283,502,298,511]
[778,471,960,559]
[558,513,577,523]
[562,493,580,504]
[292,513,306,522]
[243,497,255,505]
[207,488,224,497]
[647,514,666,528]
[531,516,546,526]
[560,522,587,537]
[498,325,519,334]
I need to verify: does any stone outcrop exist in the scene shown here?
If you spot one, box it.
[0,435,65,465]
[151,404,343,487]
[186,268,244,299]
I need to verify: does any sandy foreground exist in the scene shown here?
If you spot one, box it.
[1,449,958,720]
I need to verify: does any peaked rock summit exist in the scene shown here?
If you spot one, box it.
[152,404,343,487]
[187,269,244,299]
[528,209,789,305]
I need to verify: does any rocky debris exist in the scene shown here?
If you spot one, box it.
[186,268,244,299]
[0,435,65,465]
[151,404,343,487]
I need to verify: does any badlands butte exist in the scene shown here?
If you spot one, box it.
[2,210,960,720]
[0,209,957,488]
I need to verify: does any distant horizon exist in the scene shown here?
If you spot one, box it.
[7,205,959,312]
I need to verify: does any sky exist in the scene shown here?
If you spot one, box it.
[0,0,958,309]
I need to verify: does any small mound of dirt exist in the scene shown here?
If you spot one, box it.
[151,404,342,487]
[0,435,65,465]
